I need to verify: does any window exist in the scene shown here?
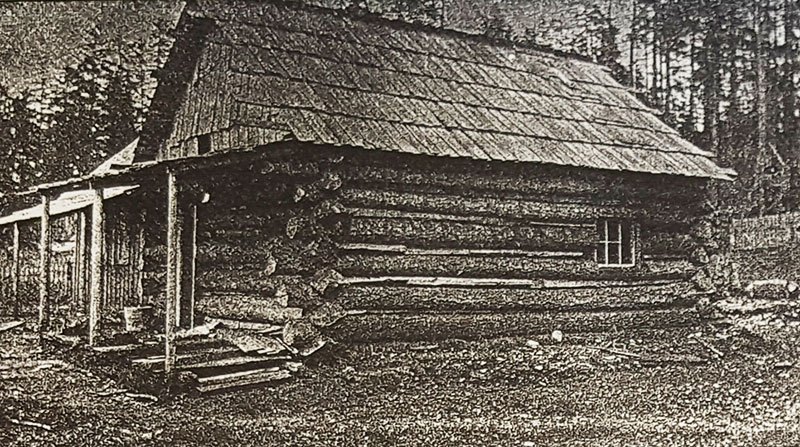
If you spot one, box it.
[197,133,212,155]
[596,219,635,267]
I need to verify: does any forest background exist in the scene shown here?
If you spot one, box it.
[1,0,798,218]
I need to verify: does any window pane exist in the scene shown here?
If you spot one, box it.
[607,242,621,264]
[607,221,619,242]
[596,243,607,264]
[596,221,605,242]
[622,224,633,264]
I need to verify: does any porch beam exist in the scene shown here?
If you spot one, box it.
[11,222,20,319]
[89,189,105,346]
[38,194,51,336]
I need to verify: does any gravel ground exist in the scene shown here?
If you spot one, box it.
[1,316,799,447]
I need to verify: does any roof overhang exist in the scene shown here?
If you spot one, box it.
[0,185,139,226]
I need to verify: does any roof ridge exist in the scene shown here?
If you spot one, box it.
[188,0,604,68]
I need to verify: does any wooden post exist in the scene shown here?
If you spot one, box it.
[179,204,197,329]
[89,189,105,346]
[165,170,181,375]
[38,195,52,336]
[73,211,87,316]
[11,222,20,319]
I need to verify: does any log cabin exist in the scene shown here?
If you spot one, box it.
[0,0,734,379]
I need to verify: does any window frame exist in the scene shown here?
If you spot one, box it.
[596,219,636,268]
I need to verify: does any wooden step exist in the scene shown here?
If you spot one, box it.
[181,354,293,377]
[196,368,293,394]
[207,318,283,334]
[132,347,241,369]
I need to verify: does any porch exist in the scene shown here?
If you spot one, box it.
[0,145,337,393]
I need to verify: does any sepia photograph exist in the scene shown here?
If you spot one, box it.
[0,0,798,445]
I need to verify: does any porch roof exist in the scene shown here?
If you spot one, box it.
[0,186,139,226]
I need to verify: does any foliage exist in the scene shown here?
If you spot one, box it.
[0,34,172,195]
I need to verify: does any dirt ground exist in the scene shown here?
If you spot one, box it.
[1,307,799,446]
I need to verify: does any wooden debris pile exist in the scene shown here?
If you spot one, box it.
[97,301,347,394]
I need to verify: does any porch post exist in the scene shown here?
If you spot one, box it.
[73,210,87,316]
[165,170,181,375]
[11,222,20,319]
[179,204,197,329]
[89,189,105,346]
[38,194,52,336]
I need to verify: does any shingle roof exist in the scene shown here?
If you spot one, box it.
[153,0,733,180]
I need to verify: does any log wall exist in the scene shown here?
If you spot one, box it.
[137,148,709,343]
[327,153,706,342]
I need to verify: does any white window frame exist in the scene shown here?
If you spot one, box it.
[597,219,636,268]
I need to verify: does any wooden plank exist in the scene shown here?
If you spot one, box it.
[182,356,281,371]
[196,369,292,393]
[336,282,695,312]
[89,189,105,346]
[38,195,51,335]
[11,222,20,318]
[196,366,281,384]
[329,308,702,343]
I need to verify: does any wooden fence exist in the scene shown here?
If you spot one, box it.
[732,212,800,251]
[732,212,800,282]
[0,252,77,317]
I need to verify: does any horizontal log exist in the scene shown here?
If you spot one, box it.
[197,300,302,324]
[198,290,288,308]
[328,308,702,343]
[339,276,682,288]
[195,293,299,323]
[345,207,591,228]
[197,273,323,308]
[339,187,694,225]
[338,160,705,204]
[343,215,594,251]
[641,230,694,256]
[338,253,580,278]
[336,281,695,312]
[198,272,302,293]
[337,256,696,281]
[338,243,584,258]
[197,240,274,266]
[201,213,283,232]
